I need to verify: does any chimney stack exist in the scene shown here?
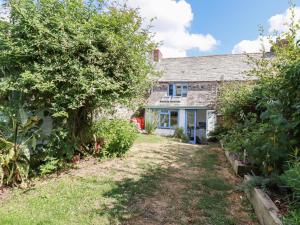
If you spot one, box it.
[153,49,163,62]
[270,38,289,53]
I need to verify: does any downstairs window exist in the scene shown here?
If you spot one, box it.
[159,110,178,128]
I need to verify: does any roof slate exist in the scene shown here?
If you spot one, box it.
[155,53,264,82]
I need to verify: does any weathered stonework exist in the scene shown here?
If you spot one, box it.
[147,53,267,109]
[148,81,219,109]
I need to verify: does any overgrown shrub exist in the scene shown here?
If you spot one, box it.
[0,0,156,171]
[0,110,40,186]
[174,127,189,143]
[281,160,300,201]
[216,7,300,222]
[283,209,300,225]
[39,157,60,176]
[281,164,300,225]
[218,19,300,175]
[222,113,293,174]
[207,126,228,142]
[145,120,157,134]
[145,112,158,134]
[218,81,257,129]
[91,119,138,157]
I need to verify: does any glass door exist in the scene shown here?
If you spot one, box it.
[186,110,197,144]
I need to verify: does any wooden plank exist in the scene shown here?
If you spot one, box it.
[220,140,224,149]
[245,176,283,225]
[224,150,253,177]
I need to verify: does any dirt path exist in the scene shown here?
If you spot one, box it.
[70,139,258,225]
[116,140,258,225]
[0,137,258,225]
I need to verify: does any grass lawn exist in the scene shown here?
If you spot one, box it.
[0,135,258,225]
[134,133,168,144]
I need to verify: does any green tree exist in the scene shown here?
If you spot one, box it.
[0,0,156,154]
[218,5,300,174]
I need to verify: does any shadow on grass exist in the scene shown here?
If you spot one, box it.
[90,143,238,225]
[93,167,167,224]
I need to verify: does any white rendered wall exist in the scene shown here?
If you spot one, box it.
[179,109,185,129]
[155,129,175,136]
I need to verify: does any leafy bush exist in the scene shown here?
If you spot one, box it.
[217,9,300,220]
[222,114,257,153]
[207,126,228,142]
[283,209,300,225]
[91,119,138,157]
[39,157,60,176]
[0,110,40,186]
[218,20,300,175]
[281,159,300,224]
[0,0,156,166]
[174,127,189,143]
[42,128,75,161]
[241,175,284,195]
[218,81,257,129]
[145,120,157,134]
[223,113,293,174]
[0,137,30,186]
[145,112,158,134]
[281,160,300,201]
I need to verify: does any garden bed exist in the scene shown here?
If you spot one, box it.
[222,144,292,225]
[221,141,255,177]
[224,150,254,177]
[221,142,284,225]
[244,175,283,225]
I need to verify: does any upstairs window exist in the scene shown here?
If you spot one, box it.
[182,85,188,97]
[168,84,174,96]
[168,84,188,97]
[175,85,182,96]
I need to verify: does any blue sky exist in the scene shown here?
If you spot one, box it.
[1,0,299,58]
[187,0,300,56]
[127,0,300,57]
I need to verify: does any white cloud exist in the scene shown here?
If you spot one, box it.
[232,36,273,54]
[269,7,300,33]
[232,7,300,54]
[0,0,218,57]
[126,0,218,58]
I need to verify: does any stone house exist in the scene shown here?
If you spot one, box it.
[145,50,263,144]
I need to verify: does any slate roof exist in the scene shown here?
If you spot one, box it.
[155,53,264,82]
[146,53,271,108]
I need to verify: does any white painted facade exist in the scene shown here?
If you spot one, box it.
[155,128,175,136]
[145,108,217,142]
[145,52,258,143]
[179,109,185,128]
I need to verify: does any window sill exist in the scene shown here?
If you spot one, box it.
[158,127,176,130]
[160,96,184,103]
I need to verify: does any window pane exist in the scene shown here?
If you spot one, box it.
[168,84,173,96]
[170,111,178,127]
[182,85,188,97]
[160,113,169,128]
[175,85,181,96]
